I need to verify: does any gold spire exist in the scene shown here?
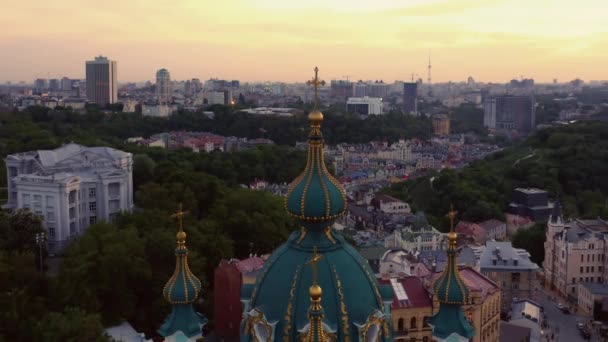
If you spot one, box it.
[306,67,325,111]
[306,67,325,131]
[171,203,189,245]
[446,204,458,249]
[304,246,328,342]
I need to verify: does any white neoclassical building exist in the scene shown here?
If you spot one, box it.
[5,144,133,254]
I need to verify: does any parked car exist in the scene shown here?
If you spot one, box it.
[556,303,565,310]
[577,323,585,331]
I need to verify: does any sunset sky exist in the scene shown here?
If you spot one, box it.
[1,0,606,83]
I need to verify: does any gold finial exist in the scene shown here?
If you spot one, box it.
[306,67,325,111]
[446,204,458,247]
[171,203,189,243]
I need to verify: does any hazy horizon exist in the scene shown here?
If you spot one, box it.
[2,0,607,84]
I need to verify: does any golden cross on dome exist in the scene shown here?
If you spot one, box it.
[447,204,458,232]
[306,246,324,285]
[171,203,189,232]
[306,66,325,110]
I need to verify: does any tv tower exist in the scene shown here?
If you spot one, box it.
[427,50,433,97]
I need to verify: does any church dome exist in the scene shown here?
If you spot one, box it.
[162,230,202,304]
[432,231,469,305]
[242,68,393,342]
[285,107,346,226]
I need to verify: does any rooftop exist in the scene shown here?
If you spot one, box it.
[514,188,547,195]
[580,282,608,296]
[378,276,432,309]
[499,322,532,342]
[480,241,539,271]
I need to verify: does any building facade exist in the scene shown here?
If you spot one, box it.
[86,56,117,105]
[380,276,433,341]
[5,144,133,253]
[156,68,172,104]
[543,201,608,302]
[403,83,418,115]
[431,114,450,136]
[483,96,536,132]
[346,96,383,115]
[480,241,539,313]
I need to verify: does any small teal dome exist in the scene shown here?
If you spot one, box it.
[285,110,346,226]
[432,232,469,304]
[162,232,202,304]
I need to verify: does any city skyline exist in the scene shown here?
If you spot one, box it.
[1,0,607,83]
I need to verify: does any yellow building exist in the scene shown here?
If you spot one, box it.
[381,276,433,341]
[432,114,450,136]
[431,266,502,342]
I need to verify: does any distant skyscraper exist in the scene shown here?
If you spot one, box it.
[156,68,171,104]
[483,95,536,132]
[403,82,418,114]
[34,78,47,92]
[86,56,117,105]
[49,79,60,91]
[61,77,72,91]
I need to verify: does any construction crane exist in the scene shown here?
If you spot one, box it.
[408,73,419,82]
[342,75,352,82]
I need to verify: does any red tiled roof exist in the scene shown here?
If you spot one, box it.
[235,257,265,273]
[379,276,432,309]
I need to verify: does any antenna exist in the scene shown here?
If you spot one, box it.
[409,73,419,82]
[427,50,432,85]
[342,75,351,82]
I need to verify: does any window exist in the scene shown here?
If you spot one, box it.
[46,196,54,208]
[410,317,417,329]
[46,211,55,222]
[588,255,591,262]
[69,207,75,219]
[89,202,97,212]
[89,216,97,225]
[108,183,120,197]
[89,188,96,198]
[423,316,429,327]
[48,227,56,238]
[8,167,17,177]
[600,266,603,272]
[33,195,42,207]
[599,277,603,283]
[69,190,77,204]
[398,318,404,331]
[593,255,595,262]
[592,267,595,273]
[573,278,576,283]
[23,194,31,204]
[581,267,584,273]
[69,222,76,235]
[581,254,584,262]
[587,266,590,273]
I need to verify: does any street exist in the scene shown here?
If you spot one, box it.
[537,289,604,342]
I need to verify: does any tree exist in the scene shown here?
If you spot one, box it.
[34,308,110,342]
[0,209,45,254]
[133,154,156,190]
[58,223,152,325]
[512,224,546,265]
[207,189,296,258]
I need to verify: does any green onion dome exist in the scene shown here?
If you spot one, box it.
[432,231,469,305]
[285,110,347,229]
[162,230,202,304]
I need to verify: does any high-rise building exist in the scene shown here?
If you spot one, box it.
[86,56,117,105]
[403,83,418,115]
[34,78,48,92]
[156,68,171,104]
[49,79,60,91]
[483,96,536,132]
[330,79,352,100]
[4,144,133,254]
[61,77,72,91]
